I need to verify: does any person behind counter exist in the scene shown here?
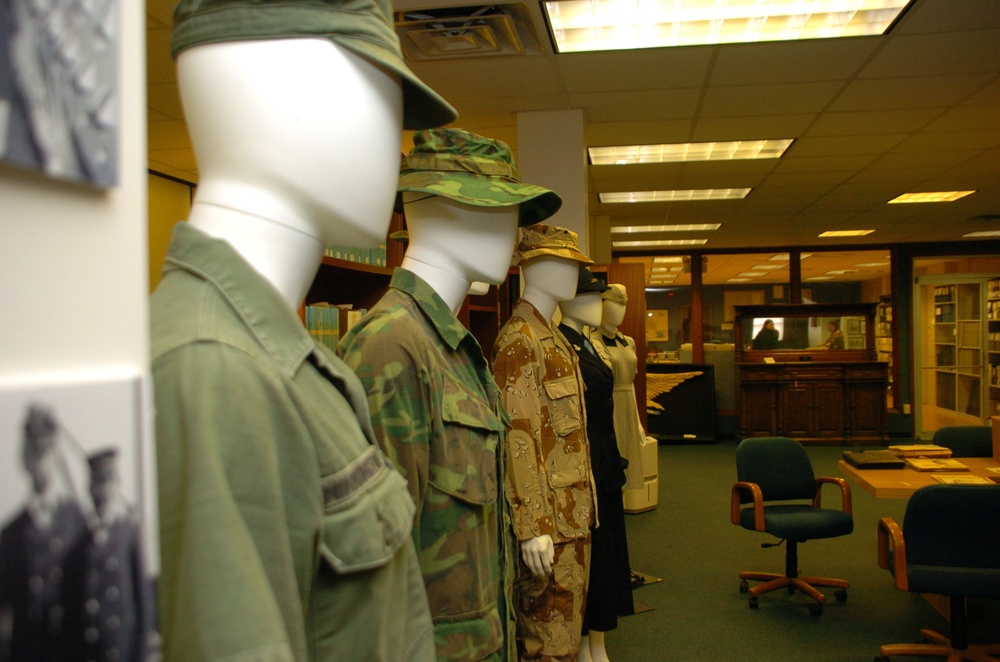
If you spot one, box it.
[751,319,780,350]
[816,319,845,349]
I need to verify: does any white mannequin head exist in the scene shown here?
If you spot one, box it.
[602,299,626,329]
[176,39,403,307]
[401,192,519,312]
[560,292,604,332]
[520,256,579,321]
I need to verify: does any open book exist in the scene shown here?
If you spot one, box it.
[904,458,969,472]
[889,444,952,458]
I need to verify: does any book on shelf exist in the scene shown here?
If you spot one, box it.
[888,444,953,458]
[932,475,994,485]
[843,450,905,470]
[904,457,969,472]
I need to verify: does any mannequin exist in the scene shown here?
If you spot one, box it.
[492,224,596,662]
[150,15,453,660]
[588,284,648,492]
[560,274,633,662]
[339,127,561,662]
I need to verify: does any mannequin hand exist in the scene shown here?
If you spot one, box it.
[520,535,555,577]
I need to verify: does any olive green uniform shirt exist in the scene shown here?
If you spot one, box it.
[338,269,509,662]
[150,223,434,662]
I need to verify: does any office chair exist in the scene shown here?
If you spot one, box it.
[931,425,993,458]
[875,484,1000,662]
[730,436,854,616]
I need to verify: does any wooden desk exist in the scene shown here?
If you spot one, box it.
[837,457,1000,499]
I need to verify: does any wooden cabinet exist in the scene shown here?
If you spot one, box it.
[737,362,888,445]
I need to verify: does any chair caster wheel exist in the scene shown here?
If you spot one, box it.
[749,596,759,609]
[809,603,822,616]
[739,579,749,593]
[835,589,848,602]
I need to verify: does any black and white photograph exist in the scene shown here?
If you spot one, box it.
[0,0,119,187]
[0,375,157,661]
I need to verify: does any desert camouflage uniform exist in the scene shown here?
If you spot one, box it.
[492,299,595,661]
[339,269,511,662]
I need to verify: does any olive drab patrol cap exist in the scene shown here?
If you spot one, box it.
[512,224,592,266]
[169,0,457,131]
[603,283,627,304]
[398,128,562,227]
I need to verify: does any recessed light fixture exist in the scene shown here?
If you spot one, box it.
[963,231,1000,237]
[545,0,912,53]
[727,278,752,283]
[826,269,859,275]
[739,271,770,277]
[751,264,786,270]
[611,223,722,233]
[613,239,709,247]
[855,262,891,267]
[805,276,835,281]
[819,230,875,237]
[888,191,976,203]
[769,253,813,261]
[653,256,685,263]
[589,140,793,165]
[601,189,751,203]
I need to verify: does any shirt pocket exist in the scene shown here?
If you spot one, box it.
[543,375,583,439]
[318,446,416,574]
[429,374,502,506]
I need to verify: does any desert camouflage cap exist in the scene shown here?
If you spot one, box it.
[170,0,457,131]
[398,128,562,227]
[603,283,627,304]
[512,224,592,266]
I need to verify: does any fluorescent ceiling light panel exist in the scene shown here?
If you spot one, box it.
[601,188,751,203]
[545,0,911,53]
[739,271,769,277]
[751,264,785,270]
[653,256,685,263]
[613,239,709,247]
[769,253,812,261]
[819,230,874,237]
[727,278,752,283]
[855,262,891,267]
[888,190,976,203]
[590,139,793,165]
[805,276,835,281]
[963,231,1000,237]
[611,223,722,233]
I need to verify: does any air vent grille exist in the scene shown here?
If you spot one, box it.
[396,4,543,61]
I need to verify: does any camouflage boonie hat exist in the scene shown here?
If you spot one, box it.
[603,283,627,304]
[170,0,457,131]
[512,224,592,266]
[398,128,562,227]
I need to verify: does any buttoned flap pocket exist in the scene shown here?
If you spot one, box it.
[319,446,416,574]
[542,375,582,437]
[430,374,502,506]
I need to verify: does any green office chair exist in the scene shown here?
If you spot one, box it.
[931,426,993,458]
[731,436,854,616]
[875,484,1000,662]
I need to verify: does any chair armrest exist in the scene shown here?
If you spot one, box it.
[876,516,908,591]
[813,476,853,515]
[731,482,765,530]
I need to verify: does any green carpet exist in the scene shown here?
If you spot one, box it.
[607,441,1000,661]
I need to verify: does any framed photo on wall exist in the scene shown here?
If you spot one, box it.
[0,0,119,187]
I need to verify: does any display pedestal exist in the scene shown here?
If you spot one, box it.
[624,436,659,513]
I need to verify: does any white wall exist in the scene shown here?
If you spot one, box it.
[0,2,147,382]
[0,1,155,570]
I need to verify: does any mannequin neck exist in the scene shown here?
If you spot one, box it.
[560,315,585,334]
[401,255,469,314]
[187,200,324,309]
[522,291,559,324]
[598,321,618,338]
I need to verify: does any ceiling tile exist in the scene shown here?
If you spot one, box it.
[701,82,844,118]
[830,73,994,111]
